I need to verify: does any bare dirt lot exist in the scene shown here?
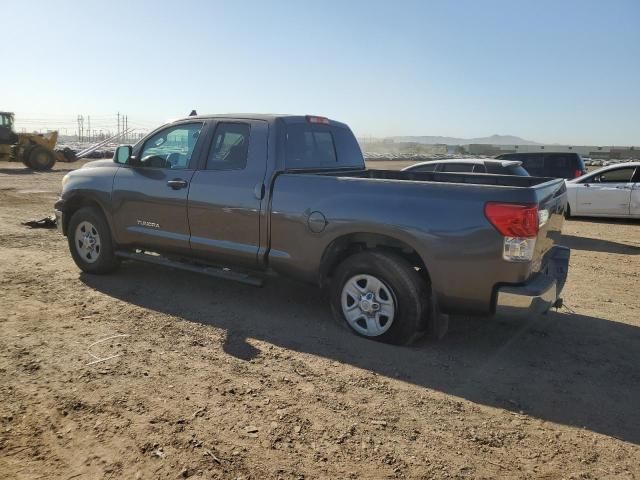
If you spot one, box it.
[1,160,639,479]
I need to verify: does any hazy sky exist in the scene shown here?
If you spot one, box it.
[3,0,639,144]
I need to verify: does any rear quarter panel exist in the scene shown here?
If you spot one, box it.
[268,174,558,314]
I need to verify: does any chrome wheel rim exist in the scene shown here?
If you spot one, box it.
[74,221,101,263]
[341,274,396,337]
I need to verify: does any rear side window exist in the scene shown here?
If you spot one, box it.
[206,123,250,170]
[441,163,475,173]
[285,123,363,169]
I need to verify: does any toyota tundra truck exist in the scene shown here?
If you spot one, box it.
[54,114,570,344]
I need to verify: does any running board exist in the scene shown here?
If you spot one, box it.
[115,250,264,287]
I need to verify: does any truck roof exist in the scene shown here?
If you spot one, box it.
[170,113,350,129]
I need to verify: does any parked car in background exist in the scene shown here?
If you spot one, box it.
[402,159,529,176]
[566,162,640,218]
[495,152,587,179]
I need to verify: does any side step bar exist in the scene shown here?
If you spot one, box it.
[115,250,264,287]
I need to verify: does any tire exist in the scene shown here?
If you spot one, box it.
[565,203,571,219]
[67,207,119,274]
[20,146,33,167]
[330,250,430,345]
[27,146,56,170]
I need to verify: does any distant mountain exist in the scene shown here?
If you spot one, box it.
[389,134,540,146]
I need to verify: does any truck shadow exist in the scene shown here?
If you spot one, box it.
[560,233,640,255]
[81,263,640,445]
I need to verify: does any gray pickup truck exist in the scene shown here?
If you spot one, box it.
[55,114,570,344]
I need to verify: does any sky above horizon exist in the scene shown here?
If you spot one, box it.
[2,0,639,145]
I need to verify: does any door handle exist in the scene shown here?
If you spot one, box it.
[615,186,631,190]
[167,179,188,190]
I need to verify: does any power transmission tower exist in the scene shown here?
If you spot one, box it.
[77,115,84,142]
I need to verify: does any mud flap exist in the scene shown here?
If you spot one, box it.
[426,294,449,341]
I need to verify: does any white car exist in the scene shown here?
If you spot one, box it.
[566,162,640,218]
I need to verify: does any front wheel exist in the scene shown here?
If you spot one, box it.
[330,251,430,345]
[67,207,120,274]
[27,146,56,170]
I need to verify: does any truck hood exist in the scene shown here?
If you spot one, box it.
[81,159,116,169]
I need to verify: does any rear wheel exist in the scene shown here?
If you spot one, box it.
[67,207,119,274]
[330,250,430,345]
[27,146,56,170]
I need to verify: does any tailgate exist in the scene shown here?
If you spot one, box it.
[532,179,567,272]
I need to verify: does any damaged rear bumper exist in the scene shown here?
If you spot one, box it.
[495,246,570,317]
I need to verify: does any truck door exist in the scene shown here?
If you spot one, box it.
[111,121,206,253]
[187,120,269,268]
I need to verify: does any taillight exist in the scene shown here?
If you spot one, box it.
[484,203,539,238]
[573,169,582,178]
[484,202,539,262]
[306,115,329,125]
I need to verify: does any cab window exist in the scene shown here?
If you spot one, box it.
[139,123,204,169]
[1,114,13,128]
[206,123,250,170]
[440,163,475,173]
[286,125,336,167]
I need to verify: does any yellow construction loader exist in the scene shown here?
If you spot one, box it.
[0,111,77,170]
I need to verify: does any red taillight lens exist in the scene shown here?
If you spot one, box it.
[573,169,582,178]
[484,202,539,238]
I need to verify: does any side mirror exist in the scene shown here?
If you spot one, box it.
[114,145,132,165]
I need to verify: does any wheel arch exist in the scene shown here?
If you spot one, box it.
[61,194,113,238]
[319,232,432,288]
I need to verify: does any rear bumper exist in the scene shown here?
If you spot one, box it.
[495,246,570,317]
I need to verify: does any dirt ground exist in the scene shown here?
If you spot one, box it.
[1,160,639,479]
